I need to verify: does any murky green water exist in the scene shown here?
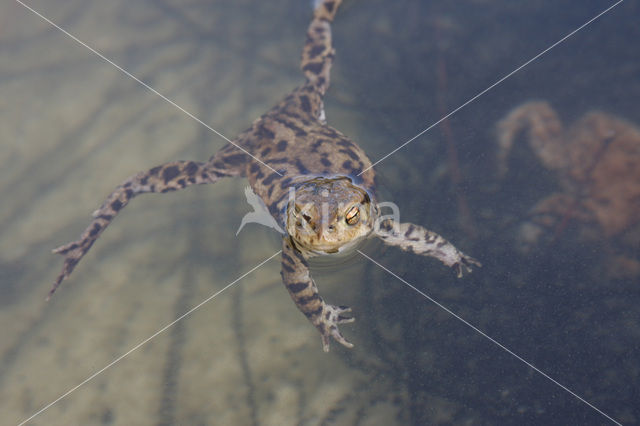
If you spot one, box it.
[1,0,638,424]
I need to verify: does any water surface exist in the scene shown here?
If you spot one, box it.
[0,0,638,424]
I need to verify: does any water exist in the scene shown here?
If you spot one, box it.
[1,0,638,424]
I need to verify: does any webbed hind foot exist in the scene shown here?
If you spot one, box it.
[49,159,238,299]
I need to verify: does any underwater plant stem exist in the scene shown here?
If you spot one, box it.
[435,19,477,238]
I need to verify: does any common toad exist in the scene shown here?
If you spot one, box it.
[497,101,640,276]
[52,0,479,351]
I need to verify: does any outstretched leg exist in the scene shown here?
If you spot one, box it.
[50,158,240,299]
[281,237,354,352]
[301,0,343,96]
[375,219,481,277]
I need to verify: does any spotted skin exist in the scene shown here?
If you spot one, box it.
[376,220,481,278]
[51,0,479,351]
[497,101,640,273]
[281,238,354,352]
[50,151,243,299]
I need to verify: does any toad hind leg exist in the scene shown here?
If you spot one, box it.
[302,0,343,96]
[281,238,354,352]
[50,159,237,299]
[376,219,481,277]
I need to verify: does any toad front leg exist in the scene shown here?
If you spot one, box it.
[281,238,354,352]
[376,220,481,276]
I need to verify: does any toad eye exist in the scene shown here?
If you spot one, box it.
[345,206,360,225]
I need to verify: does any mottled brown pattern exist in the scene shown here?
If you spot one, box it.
[376,220,480,278]
[51,0,478,351]
[498,101,640,237]
[497,100,640,277]
[49,157,242,299]
[281,237,354,352]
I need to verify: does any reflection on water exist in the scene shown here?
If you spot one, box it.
[0,0,638,424]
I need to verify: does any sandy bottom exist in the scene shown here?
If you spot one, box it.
[1,0,638,425]
[0,1,407,424]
